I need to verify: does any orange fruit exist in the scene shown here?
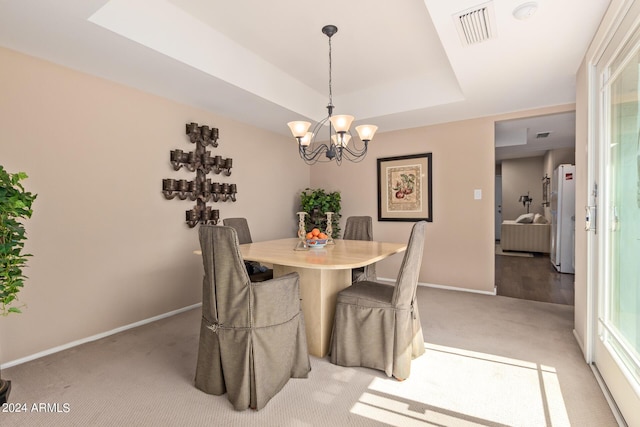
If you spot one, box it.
[306,232,314,239]
[311,228,320,236]
[318,233,328,239]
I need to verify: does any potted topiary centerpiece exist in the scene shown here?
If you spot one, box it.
[300,188,341,239]
[0,165,37,404]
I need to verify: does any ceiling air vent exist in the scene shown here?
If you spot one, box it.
[454,1,497,46]
[536,131,552,139]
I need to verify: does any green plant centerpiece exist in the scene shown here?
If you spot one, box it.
[0,165,37,404]
[300,188,341,238]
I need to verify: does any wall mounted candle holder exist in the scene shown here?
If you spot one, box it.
[162,122,237,228]
[162,179,237,202]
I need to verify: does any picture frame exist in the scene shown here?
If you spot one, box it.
[377,153,433,222]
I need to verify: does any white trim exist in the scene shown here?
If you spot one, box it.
[585,60,598,365]
[0,279,495,369]
[587,3,640,423]
[587,0,633,65]
[591,363,629,427]
[583,0,625,368]
[0,303,202,369]
[574,328,587,358]
[421,282,497,295]
[378,277,497,296]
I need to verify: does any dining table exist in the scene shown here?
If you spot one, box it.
[238,238,407,357]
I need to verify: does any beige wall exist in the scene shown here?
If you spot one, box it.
[501,156,545,220]
[312,117,497,292]
[0,44,579,364]
[0,47,309,363]
[311,105,574,293]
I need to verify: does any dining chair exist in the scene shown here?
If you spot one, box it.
[195,225,311,410]
[343,216,376,282]
[329,221,427,380]
[223,217,273,282]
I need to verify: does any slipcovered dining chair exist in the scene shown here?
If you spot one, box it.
[329,221,427,380]
[343,216,376,282]
[195,225,311,410]
[223,217,273,282]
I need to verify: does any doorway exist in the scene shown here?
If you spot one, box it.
[494,113,576,304]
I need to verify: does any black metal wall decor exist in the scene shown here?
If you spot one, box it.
[542,174,550,207]
[162,122,237,228]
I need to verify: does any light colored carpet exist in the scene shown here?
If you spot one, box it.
[3,287,617,426]
[495,243,534,258]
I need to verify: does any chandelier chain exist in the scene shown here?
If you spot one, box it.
[328,36,333,108]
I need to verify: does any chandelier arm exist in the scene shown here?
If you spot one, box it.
[340,140,368,157]
[301,151,334,164]
[299,142,331,163]
[310,115,331,138]
[349,132,368,148]
[341,150,368,163]
[340,149,367,163]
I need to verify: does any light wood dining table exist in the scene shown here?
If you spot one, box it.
[238,238,407,357]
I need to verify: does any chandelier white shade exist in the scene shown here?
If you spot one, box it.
[287,25,378,165]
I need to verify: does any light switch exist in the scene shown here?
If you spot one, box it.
[474,189,482,200]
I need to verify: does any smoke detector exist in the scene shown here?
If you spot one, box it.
[513,2,538,21]
[454,1,497,46]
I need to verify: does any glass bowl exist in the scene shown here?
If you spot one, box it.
[306,238,328,249]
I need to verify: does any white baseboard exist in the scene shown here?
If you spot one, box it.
[2,280,496,369]
[573,328,588,361]
[1,303,202,369]
[378,277,497,296]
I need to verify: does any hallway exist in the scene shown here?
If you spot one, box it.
[495,252,575,305]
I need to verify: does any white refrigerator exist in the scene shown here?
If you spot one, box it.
[550,164,576,273]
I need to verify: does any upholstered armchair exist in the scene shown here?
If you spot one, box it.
[222,217,273,282]
[343,216,377,282]
[195,225,311,410]
[330,221,426,380]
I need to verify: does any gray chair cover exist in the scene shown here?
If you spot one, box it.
[222,217,273,282]
[222,217,253,244]
[343,216,377,282]
[329,221,426,380]
[195,225,311,410]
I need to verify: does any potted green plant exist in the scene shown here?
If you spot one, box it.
[0,165,37,404]
[300,188,341,238]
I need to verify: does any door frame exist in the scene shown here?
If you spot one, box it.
[586,1,640,425]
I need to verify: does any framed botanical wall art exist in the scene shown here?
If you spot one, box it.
[377,153,432,222]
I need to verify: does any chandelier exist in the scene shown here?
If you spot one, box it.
[287,25,377,165]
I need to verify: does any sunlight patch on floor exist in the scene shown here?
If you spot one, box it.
[350,343,570,427]
[352,393,487,427]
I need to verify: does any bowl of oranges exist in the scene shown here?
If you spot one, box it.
[306,228,329,249]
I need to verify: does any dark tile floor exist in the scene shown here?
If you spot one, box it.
[495,250,575,305]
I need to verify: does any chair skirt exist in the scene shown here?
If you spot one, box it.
[195,310,310,410]
[329,282,425,379]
